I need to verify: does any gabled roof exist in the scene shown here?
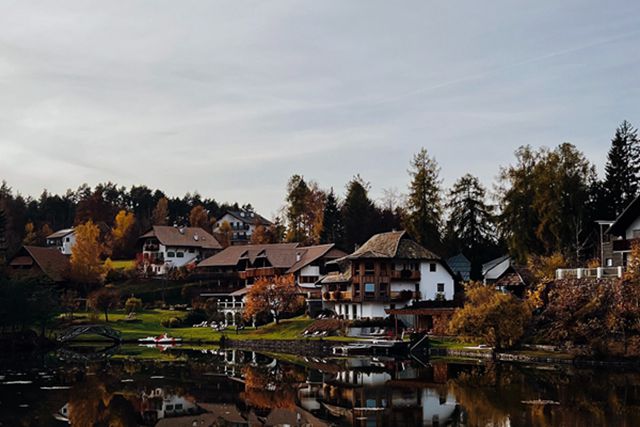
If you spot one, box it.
[218,210,272,226]
[10,246,70,282]
[494,266,534,288]
[344,230,441,260]
[447,253,471,281]
[46,228,74,239]
[286,244,347,274]
[607,195,640,236]
[482,255,511,277]
[198,243,299,267]
[140,226,222,250]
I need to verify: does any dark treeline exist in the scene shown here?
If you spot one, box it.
[1,121,639,279]
[0,182,245,259]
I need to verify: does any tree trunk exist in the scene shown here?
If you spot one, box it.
[104,310,109,323]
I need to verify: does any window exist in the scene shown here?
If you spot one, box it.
[365,283,375,293]
[607,258,614,267]
[166,405,174,411]
[430,263,437,272]
[634,229,640,238]
[176,252,184,258]
[352,304,358,318]
[175,404,183,410]
[65,237,70,242]
[167,251,175,258]
[437,283,445,292]
[188,248,195,253]
[364,262,375,275]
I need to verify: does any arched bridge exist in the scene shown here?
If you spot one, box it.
[58,325,122,343]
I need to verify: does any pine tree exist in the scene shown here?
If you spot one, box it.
[604,120,640,217]
[445,174,497,279]
[405,148,443,249]
[320,188,344,246]
[342,175,377,252]
[151,197,169,226]
[285,175,311,243]
[0,209,6,265]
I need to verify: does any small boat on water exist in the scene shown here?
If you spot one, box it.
[138,333,182,344]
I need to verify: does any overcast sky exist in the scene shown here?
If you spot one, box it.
[1,1,639,217]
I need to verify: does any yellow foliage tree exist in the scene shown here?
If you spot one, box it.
[526,252,566,283]
[217,220,233,248]
[112,210,135,242]
[449,282,532,350]
[23,221,37,245]
[625,240,640,281]
[71,220,106,292]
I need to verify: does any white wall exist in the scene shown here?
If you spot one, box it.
[300,265,320,277]
[61,233,76,255]
[625,216,640,239]
[419,261,455,301]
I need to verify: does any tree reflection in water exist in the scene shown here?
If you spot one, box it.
[2,348,640,426]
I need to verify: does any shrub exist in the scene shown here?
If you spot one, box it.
[184,309,208,325]
[125,297,142,313]
[161,317,182,328]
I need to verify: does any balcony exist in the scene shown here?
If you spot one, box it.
[390,290,420,301]
[142,252,164,264]
[322,291,351,301]
[143,244,160,252]
[555,267,624,279]
[612,238,640,252]
[390,270,421,281]
[239,267,277,279]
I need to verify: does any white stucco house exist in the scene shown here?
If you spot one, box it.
[213,210,272,245]
[320,231,457,320]
[46,228,76,255]
[139,225,222,276]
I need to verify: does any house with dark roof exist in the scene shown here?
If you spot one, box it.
[481,255,532,297]
[138,226,222,276]
[196,243,346,323]
[320,231,458,326]
[446,253,471,282]
[8,245,70,283]
[213,210,272,245]
[46,228,76,255]
[603,195,640,268]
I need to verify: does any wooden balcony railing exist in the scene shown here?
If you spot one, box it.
[390,270,421,281]
[239,267,277,280]
[390,290,420,301]
[322,291,352,301]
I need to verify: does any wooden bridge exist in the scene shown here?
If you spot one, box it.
[58,325,122,343]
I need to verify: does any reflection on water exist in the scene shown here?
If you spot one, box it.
[1,345,640,426]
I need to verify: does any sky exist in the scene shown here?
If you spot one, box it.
[1,0,639,218]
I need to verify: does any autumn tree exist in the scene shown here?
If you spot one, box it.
[285,175,310,243]
[603,120,640,218]
[405,148,443,250]
[189,205,210,230]
[445,174,497,279]
[70,220,106,295]
[244,275,304,324]
[22,221,37,245]
[341,175,377,251]
[88,287,120,322]
[449,282,532,350]
[151,196,169,225]
[110,210,136,259]
[39,223,53,245]
[217,220,233,248]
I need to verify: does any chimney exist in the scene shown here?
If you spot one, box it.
[178,226,185,234]
[296,253,302,262]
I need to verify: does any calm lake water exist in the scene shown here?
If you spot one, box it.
[1,345,639,426]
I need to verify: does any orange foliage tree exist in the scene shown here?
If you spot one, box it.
[244,274,304,324]
[110,210,136,258]
[189,205,209,230]
[151,197,169,226]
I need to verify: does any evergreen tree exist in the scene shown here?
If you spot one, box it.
[603,120,640,217]
[285,175,311,243]
[342,175,377,252]
[320,188,344,245]
[445,174,497,279]
[405,148,443,249]
[0,209,6,265]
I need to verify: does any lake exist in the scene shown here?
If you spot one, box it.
[1,344,639,426]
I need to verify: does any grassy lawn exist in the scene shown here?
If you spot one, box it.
[429,337,481,350]
[64,310,317,342]
[108,260,136,270]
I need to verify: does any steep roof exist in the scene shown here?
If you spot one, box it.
[286,244,346,274]
[482,255,511,277]
[218,210,272,226]
[140,226,222,250]
[345,230,441,260]
[46,228,74,239]
[447,253,471,281]
[198,243,299,267]
[607,195,640,236]
[10,246,70,282]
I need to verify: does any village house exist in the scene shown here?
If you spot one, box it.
[603,195,640,268]
[195,242,346,324]
[482,255,532,297]
[45,228,76,255]
[7,245,70,283]
[320,231,458,332]
[138,225,222,276]
[213,209,272,245]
